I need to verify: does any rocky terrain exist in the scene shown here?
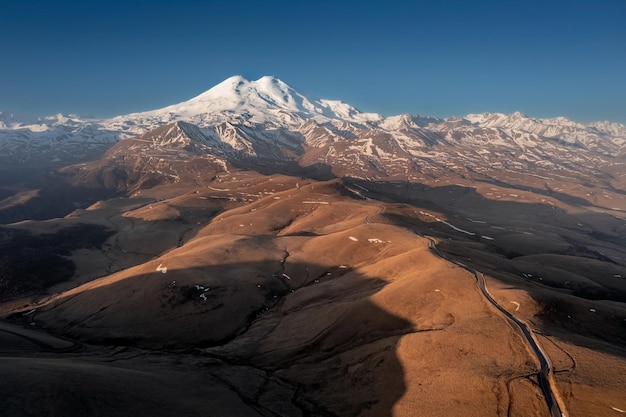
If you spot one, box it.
[1,76,625,416]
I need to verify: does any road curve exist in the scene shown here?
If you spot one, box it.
[427,239,566,417]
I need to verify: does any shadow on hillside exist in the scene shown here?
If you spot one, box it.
[0,168,117,224]
[351,178,626,358]
[229,157,337,181]
[480,177,595,207]
[9,258,413,417]
[0,224,115,300]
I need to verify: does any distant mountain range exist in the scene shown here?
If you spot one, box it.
[1,76,625,192]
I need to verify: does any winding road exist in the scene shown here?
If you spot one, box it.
[427,239,566,417]
[353,183,566,416]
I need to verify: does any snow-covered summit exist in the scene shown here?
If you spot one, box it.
[380,114,445,130]
[158,75,315,119]
[111,75,382,130]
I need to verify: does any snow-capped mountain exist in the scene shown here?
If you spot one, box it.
[463,111,626,152]
[105,75,383,135]
[0,76,384,167]
[1,76,625,195]
[0,111,121,166]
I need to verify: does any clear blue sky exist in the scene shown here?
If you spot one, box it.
[1,0,624,123]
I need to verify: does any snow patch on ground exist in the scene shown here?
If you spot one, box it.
[420,211,475,236]
[368,238,385,244]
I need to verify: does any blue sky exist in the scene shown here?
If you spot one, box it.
[1,0,624,123]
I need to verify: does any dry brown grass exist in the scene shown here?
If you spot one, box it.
[1,170,625,416]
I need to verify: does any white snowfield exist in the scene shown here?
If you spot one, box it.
[109,75,383,131]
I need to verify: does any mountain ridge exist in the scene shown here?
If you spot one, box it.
[1,75,625,170]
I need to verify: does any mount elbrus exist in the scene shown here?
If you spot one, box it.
[0,76,625,417]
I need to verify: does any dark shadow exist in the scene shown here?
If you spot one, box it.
[5,257,413,417]
[477,176,598,208]
[0,223,114,300]
[228,157,336,180]
[0,168,118,224]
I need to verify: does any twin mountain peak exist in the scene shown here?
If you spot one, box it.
[1,76,625,182]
